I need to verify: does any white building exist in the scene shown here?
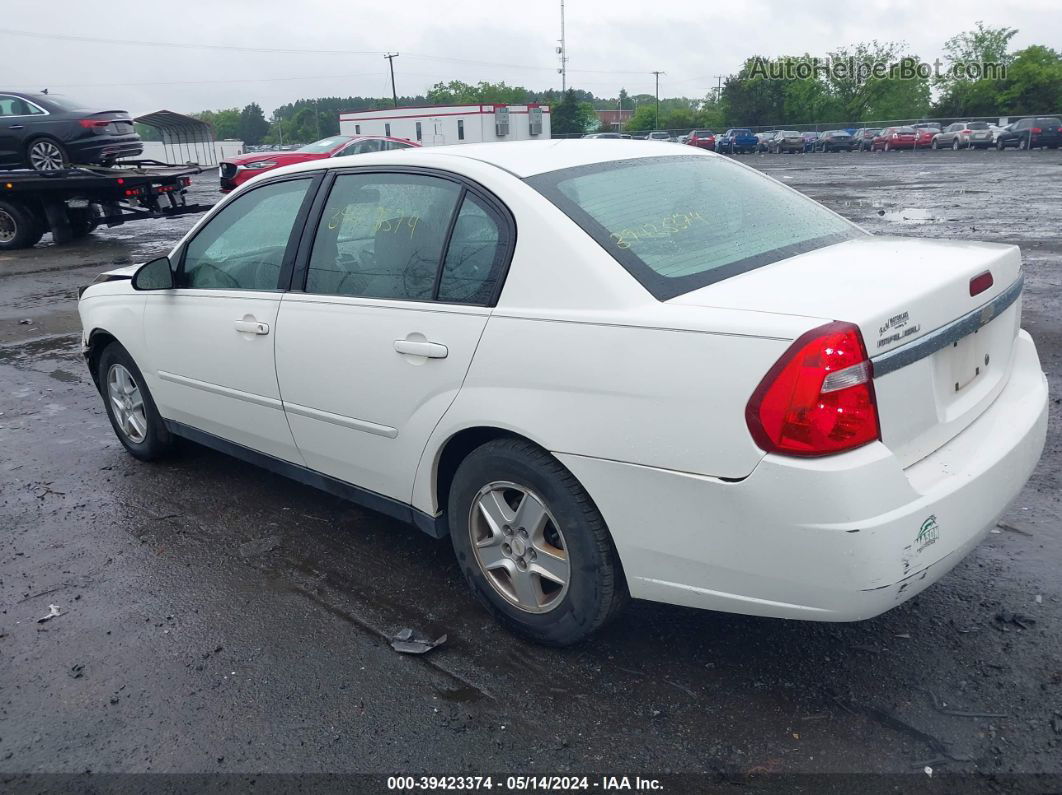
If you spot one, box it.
[338,103,550,147]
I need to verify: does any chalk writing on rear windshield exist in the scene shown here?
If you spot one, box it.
[608,210,708,250]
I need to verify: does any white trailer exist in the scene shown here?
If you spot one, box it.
[338,103,550,147]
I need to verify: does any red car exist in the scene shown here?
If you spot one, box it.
[912,124,941,148]
[871,126,917,151]
[219,135,419,192]
[685,129,716,150]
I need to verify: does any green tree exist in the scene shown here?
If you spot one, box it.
[238,102,270,145]
[935,23,1018,116]
[194,108,241,140]
[551,88,595,135]
[998,45,1062,114]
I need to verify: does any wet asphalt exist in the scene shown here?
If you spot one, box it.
[1,151,1061,787]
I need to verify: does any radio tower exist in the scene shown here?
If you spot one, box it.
[557,0,568,92]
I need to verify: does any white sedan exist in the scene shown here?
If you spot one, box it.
[78,141,1048,646]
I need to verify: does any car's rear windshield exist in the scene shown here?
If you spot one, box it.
[38,95,87,112]
[526,155,864,300]
[693,130,714,136]
[733,129,752,135]
[779,131,800,136]
[1036,117,1062,126]
[968,122,990,130]
[896,126,916,133]
[296,136,353,153]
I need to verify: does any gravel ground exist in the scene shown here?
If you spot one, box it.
[1,150,1060,791]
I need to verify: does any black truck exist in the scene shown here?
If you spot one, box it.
[0,161,208,251]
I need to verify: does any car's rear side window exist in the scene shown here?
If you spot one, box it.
[526,155,864,300]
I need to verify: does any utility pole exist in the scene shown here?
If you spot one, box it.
[652,70,665,130]
[314,98,321,139]
[384,53,399,108]
[557,0,568,92]
[713,75,724,102]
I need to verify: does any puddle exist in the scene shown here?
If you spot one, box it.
[49,369,80,383]
[434,686,484,704]
[881,208,940,223]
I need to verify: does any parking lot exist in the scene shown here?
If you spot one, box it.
[2,150,1061,785]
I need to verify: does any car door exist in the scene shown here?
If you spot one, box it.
[0,95,29,166]
[142,173,320,461]
[274,168,514,503]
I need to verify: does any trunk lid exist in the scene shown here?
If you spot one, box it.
[670,236,1024,467]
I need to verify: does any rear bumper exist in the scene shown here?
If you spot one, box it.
[69,137,143,164]
[558,330,1048,621]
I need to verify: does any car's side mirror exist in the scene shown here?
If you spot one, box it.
[132,256,175,290]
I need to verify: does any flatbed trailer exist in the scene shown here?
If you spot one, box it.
[0,161,210,251]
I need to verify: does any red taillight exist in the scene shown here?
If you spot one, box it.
[1031,127,1042,134]
[970,271,994,296]
[78,118,110,128]
[746,322,879,457]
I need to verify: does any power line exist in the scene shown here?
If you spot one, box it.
[0,27,653,76]
[11,71,388,90]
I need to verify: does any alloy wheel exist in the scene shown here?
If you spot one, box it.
[107,363,148,443]
[29,140,65,171]
[468,481,570,614]
[0,209,15,243]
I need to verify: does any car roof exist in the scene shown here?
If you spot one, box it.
[257,139,713,180]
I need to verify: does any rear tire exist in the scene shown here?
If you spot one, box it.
[0,199,44,251]
[952,138,960,151]
[1019,136,1029,151]
[25,138,69,171]
[448,438,627,646]
[67,208,98,239]
[996,139,1006,151]
[97,343,173,461]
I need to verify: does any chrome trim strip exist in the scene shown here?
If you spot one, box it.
[157,371,282,410]
[872,273,1023,378]
[283,401,399,439]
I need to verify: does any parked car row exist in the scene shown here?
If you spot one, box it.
[681,117,1061,155]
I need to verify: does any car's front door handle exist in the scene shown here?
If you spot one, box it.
[234,318,269,335]
[394,339,448,359]
[9,125,24,130]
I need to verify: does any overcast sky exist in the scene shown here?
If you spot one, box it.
[3,0,1056,116]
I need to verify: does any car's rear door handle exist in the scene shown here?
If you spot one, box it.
[9,124,24,130]
[394,339,448,358]
[234,318,269,335]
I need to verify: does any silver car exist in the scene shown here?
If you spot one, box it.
[933,121,994,150]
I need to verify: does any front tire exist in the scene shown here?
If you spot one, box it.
[448,438,627,646]
[26,138,69,171]
[97,343,173,461]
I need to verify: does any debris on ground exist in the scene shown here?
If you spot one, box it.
[18,319,32,325]
[1051,714,1062,735]
[69,664,85,679]
[390,627,446,655]
[36,604,61,623]
[994,611,1036,631]
[918,688,1007,719]
[237,535,281,558]
[996,521,1034,537]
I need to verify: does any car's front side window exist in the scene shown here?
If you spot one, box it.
[305,172,462,301]
[182,178,312,290]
